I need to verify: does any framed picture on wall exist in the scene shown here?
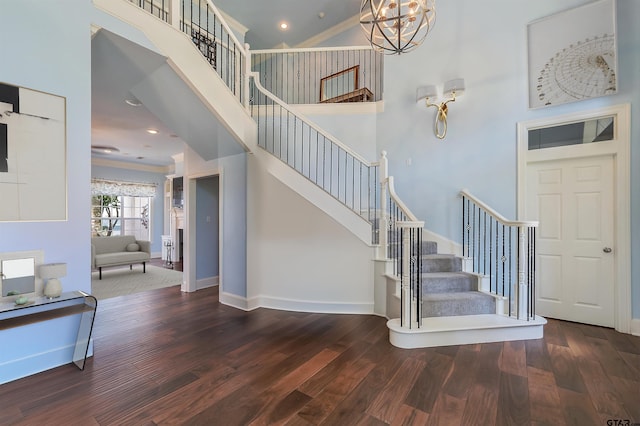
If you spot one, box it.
[0,82,67,221]
[527,0,617,109]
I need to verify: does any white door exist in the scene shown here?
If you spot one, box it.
[526,155,615,327]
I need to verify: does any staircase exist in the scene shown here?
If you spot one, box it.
[388,244,546,349]
[98,0,546,348]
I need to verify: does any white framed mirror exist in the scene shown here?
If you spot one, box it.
[0,249,44,300]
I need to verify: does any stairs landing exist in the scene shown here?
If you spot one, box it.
[387,315,547,349]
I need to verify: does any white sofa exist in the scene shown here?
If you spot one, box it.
[91,235,151,279]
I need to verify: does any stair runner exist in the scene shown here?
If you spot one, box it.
[419,241,495,318]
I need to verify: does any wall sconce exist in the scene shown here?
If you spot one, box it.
[416,78,465,139]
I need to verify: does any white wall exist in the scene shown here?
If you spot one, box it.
[247,154,375,313]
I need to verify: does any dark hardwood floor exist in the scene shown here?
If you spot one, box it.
[1,285,638,425]
[149,257,183,271]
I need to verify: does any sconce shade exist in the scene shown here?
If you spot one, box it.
[39,263,67,279]
[416,85,438,104]
[360,0,436,55]
[443,78,465,97]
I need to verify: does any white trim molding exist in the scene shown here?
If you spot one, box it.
[196,276,219,290]
[631,319,640,337]
[219,292,374,315]
[517,103,631,334]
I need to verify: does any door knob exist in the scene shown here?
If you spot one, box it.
[603,247,612,253]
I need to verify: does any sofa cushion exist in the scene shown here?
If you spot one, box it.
[94,251,149,267]
[92,235,137,255]
[126,243,140,252]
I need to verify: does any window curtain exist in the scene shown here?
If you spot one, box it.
[91,179,157,197]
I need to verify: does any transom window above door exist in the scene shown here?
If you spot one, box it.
[528,115,615,150]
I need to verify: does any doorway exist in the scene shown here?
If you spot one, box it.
[193,175,220,290]
[526,155,614,326]
[517,104,631,332]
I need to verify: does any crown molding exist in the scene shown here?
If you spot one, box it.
[218,9,249,40]
[91,157,173,174]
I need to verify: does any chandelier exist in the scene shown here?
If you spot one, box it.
[360,0,436,54]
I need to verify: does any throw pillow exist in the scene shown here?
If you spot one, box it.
[126,243,140,252]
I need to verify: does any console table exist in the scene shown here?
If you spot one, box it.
[0,291,97,370]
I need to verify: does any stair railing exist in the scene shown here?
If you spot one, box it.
[251,46,384,104]
[397,221,424,328]
[128,0,248,106]
[248,72,380,240]
[460,189,538,320]
[379,153,424,328]
[127,0,170,22]
[378,152,419,265]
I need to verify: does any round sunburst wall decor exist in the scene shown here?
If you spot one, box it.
[536,33,616,107]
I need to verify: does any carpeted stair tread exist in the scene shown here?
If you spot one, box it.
[422,272,477,293]
[388,240,438,257]
[421,254,462,273]
[422,291,496,317]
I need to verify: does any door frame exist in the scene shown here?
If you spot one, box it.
[516,103,631,333]
[182,169,223,295]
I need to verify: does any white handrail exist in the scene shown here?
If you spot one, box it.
[460,189,538,228]
[388,176,419,221]
[249,72,375,167]
[200,0,247,58]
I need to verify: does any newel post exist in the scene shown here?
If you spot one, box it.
[379,151,389,259]
[517,225,528,320]
[399,224,411,327]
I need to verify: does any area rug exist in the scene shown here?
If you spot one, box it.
[91,265,183,300]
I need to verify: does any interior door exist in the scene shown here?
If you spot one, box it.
[526,154,615,327]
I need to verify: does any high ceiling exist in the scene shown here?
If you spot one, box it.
[91,0,364,169]
[215,0,361,49]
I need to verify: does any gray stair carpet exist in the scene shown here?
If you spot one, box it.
[420,250,495,318]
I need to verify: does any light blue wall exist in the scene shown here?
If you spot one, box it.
[314,1,639,318]
[220,154,246,297]
[91,164,167,254]
[0,0,92,384]
[195,175,219,280]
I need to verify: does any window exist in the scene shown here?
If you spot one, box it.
[528,116,615,150]
[90,179,156,241]
[91,195,151,241]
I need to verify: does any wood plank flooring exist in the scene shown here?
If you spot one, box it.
[1,286,638,425]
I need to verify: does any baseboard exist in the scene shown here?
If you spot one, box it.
[252,295,374,314]
[219,291,374,314]
[151,251,162,259]
[196,276,219,290]
[631,318,640,336]
[219,291,252,311]
[0,340,93,385]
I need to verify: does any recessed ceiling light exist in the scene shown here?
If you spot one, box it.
[125,98,142,107]
[280,22,288,30]
[146,129,159,134]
